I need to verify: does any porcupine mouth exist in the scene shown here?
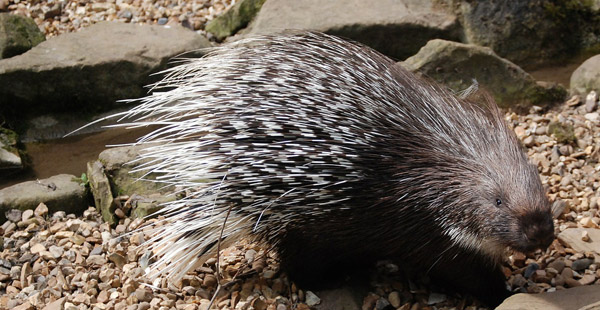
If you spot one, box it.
[511,235,554,254]
[509,226,555,254]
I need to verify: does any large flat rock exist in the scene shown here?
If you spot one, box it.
[0,174,88,221]
[558,228,600,257]
[0,21,211,122]
[245,0,460,60]
[496,285,600,310]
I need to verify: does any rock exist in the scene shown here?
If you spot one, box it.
[552,200,567,219]
[98,145,175,197]
[524,263,540,278]
[0,13,45,59]
[4,208,21,222]
[585,112,600,122]
[246,0,460,60]
[138,302,151,310]
[206,0,266,40]
[496,285,600,310]
[44,4,61,19]
[87,160,116,225]
[262,269,276,279]
[21,209,33,221]
[0,127,24,173]
[89,246,102,256]
[572,258,594,271]
[20,261,31,286]
[86,255,107,265]
[136,287,153,302]
[374,298,391,310]
[401,39,566,109]
[48,245,63,258]
[571,54,600,96]
[0,22,211,125]
[585,91,598,112]
[427,292,446,305]
[34,203,48,217]
[511,251,527,268]
[305,291,320,307]
[97,290,109,304]
[387,291,400,308]
[13,301,33,310]
[71,293,90,305]
[29,243,46,254]
[548,122,576,144]
[510,274,527,288]
[583,230,591,242]
[108,253,127,269]
[41,297,65,310]
[548,259,566,274]
[453,1,597,68]
[558,228,600,259]
[314,287,362,310]
[0,174,88,222]
[88,145,180,220]
[202,274,217,288]
[579,274,596,285]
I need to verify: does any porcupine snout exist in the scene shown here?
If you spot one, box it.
[520,211,555,251]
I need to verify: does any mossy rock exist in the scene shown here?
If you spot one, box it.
[548,122,576,144]
[205,0,266,40]
[403,39,566,109]
[0,127,27,171]
[0,13,45,59]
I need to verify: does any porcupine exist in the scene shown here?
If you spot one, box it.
[112,31,555,307]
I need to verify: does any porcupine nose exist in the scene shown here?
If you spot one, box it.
[523,212,555,250]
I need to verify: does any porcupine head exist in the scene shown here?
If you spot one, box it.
[108,32,555,307]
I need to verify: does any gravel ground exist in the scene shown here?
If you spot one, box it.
[1,0,236,39]
[2,1,600,309]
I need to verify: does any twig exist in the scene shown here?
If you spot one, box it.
[206,205,234,309]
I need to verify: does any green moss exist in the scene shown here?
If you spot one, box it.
[548,121,576,144]
[205,0,266,41]
[0,13,45,58]
[525,83,568,107]
[0,127,19,151]
[0,127,30,168]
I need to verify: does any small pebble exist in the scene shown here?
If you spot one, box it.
[582,230,590,242]
[572,258,593,271]
[388,291,401,308]
[22,209,34,222]
[6,209,22,222]
[548,259,566,273]
[585,90,598,112]
[524,262,540,278]
[34,203,49,217]
[427,292,447,305]
[579,274,596,285]
[305,291,320,306]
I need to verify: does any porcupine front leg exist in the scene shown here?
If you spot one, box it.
[430,251,512,308]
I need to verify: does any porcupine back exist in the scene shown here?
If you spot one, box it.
[114,32,553,304]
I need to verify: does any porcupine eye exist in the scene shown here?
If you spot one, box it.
[495,198,502,207]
